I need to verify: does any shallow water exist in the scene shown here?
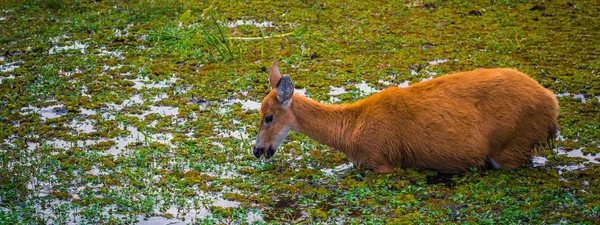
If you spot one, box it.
[557,147,599,164]
[398,80,410,88]
[21,104,68,120]
[328,86,346,96]
[131,76,179,89]
[295,88,307,96]
[48,40,88,54]
[321,163,354,176]
[3,1,599,223]
[146,106,179,117]
[239,100,261,111]
[427,59,448,66]
[556,92,587,103]
[0,61,19,72]
[221,129,250,140]
[354,81,378,95]
[0,74,15,84]
[228,20,275,28]
[98,47,124,60]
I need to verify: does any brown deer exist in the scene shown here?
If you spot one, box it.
[253,61,558,174]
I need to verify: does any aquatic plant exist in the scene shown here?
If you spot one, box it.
[0,0,599,224]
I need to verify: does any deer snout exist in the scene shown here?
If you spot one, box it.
[253,145,264,158]
[265,146,275,159]
[252,143,276,159]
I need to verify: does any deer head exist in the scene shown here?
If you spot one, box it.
[253,61,296,159]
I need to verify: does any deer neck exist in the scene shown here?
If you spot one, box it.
[290,94,359,151]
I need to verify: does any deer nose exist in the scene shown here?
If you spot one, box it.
[253,146,265,158]
[265,146,276,159]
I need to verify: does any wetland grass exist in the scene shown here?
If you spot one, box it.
[1,0,599,224]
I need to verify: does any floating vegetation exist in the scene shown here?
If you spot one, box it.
[1,0,599,224]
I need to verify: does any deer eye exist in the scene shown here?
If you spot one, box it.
[264,115,274,124]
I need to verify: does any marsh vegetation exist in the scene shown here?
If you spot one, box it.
[0,0,599,224]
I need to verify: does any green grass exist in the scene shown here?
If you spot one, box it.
[1,0,600,224]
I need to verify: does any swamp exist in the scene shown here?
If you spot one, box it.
[0,0,599,224]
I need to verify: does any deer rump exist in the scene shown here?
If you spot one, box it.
[346,69,558,173]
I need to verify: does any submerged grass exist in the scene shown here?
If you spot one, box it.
[1,0,600,224]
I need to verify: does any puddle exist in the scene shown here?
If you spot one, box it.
[68,119,95,133]
[124,94,144,105]
[532,146,598,175]
[212,198,241,208]
[556,92,587,103]
[136,217,186,225]
[211,141,225,149]
[572,94,586,103]
[328,86,347,102]
[410,68,418,76]
[0,61,19,72]
[48,40,88,54]
[424,70,437,77]
[531,156,548,167]
[131,76,179,89]
[113,24,133,37]
[79,107,97,116]
[378,79,392,86]
[63,67,82,77]
[354,81,378,95]
[217,126,250,140]
[135,192,256,224]
[379,79,410,88]
[28,122,175,155]
[228,20,275,28]
[21,104,68,120]
[205,164,242,179]
[322,163,354,176]
[295,88,307,96]
[141,203,212,225]
[240,100,261,111]
[398,80,410,88]
[86,166,109,176]
[25,189,246,225]
[108,124,174,154]
[102,64,123,71]
[150,93,169,102]
[49,34,69,44]
[0,75,15,84]
[229,130,249,140]
[79,85,90,97]
[98,48,124,60]
[222,99,262,111]
[246,210,265,224]
[145,106,179,117]
[407,59,448,82]
[174,85,192,95]
[558,147,599,164]
[428,59,448,66]
[328,86,347,96]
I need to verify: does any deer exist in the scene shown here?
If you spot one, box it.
[253,61,559,174]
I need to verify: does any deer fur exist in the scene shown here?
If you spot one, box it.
[253,61,559,174]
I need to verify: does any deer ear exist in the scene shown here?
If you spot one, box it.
[276,75,294,106]
[269,61,281,89]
